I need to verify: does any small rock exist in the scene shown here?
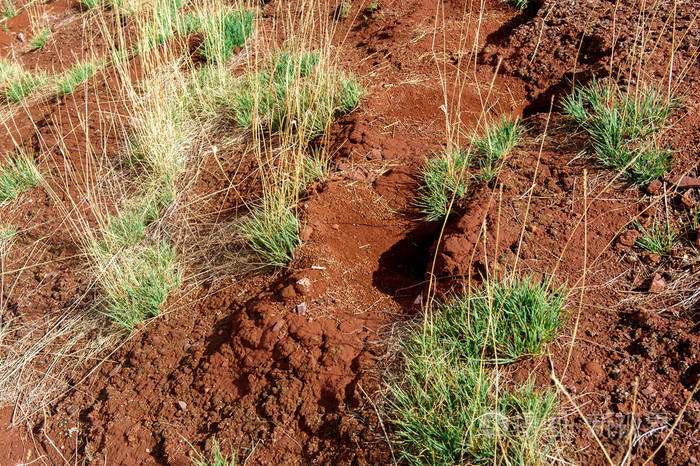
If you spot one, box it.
[300,225,313,242]
[176,401,187,411]
[646,179,663,195]
[279,285,297,301]
[681,190,695,209]
[366,149,382,160]
[670,175,700,189]
[108,365,121,378]
[16,32,24,42]
[642,252,660,265]
[271,320,284,332]
[345,169,366,181]
[296,302,307,315]
[648,273,665,293]
[641,386,656,397]
[295,277,313,295]
[331,223,340,230]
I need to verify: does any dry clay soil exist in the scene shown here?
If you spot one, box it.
[1,0,699,464]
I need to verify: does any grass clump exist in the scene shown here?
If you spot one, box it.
[138,0,185,50]
[335,0,351,20]
[99,199,161,252]
[0,59,22,86]
[30,28,50,50]
[231,50,360,266]
[233,50,362,139]
[2,70,48,102]
[56,59,102,96]
[2,0,16,18]
[125,75,190,200]
[0,224,16,243]
[92,240,180,330]
[432,277,568,363]
[504,0,531,10]
[79,0,101,8]
[416,148,471,221]
[474,116,524,182]
[635,218,677,256]
[239,197,300,267]
[0,153,41,205]
[185,64,239,118]
[391,276,565,464]
[191,438,236,466]
[199,8,254,64]
[563,78,677,185]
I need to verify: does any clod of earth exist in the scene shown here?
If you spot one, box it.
[618,229,639,247]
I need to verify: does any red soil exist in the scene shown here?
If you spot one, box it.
[1,0,698,464]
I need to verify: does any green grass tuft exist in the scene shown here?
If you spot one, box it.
[474,116,524,182]
[232,50,362,139]
[239,198,300,267]
[391,277,564,464]
[199,8,254,64]
[95,240,180,331]
[3,71,48,102]
[2,0,16,18]
[335,0,351,20]
[139,0,185,50]
[433,277,568,363]
[78,0,100,8]
[0,59,22,85]
[416,148,471,221]
[99,199,161,252]
[562,79,678,185]
[191,438,236,466]
[56,59,102,96]
[31,28,50,50]
[0,153,41,205]
[0,224,16,243]
[635,218,677,256]
[503,0,531,10]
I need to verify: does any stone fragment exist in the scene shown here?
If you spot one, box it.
[642,252,660,265]
[295,277,313,295]
[670,175,700,189]
[681,190,695,209]
[648,273,665,293]
[646,179,662,195]
[366,149,382,160]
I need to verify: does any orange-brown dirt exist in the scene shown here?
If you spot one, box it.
[1,0,699,464]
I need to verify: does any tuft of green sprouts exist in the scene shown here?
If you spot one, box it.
[563,79,678,185]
